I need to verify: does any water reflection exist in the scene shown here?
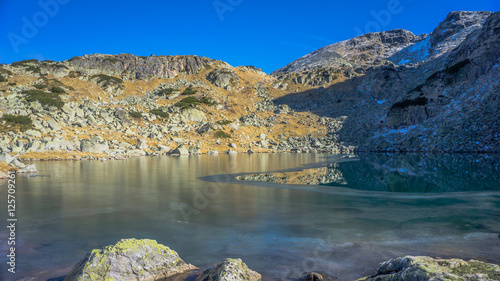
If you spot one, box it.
[0,153,499,281]
[238,154,500,193]
[333,153,500,192]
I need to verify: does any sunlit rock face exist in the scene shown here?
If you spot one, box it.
[64,239,196,281]
[357,256,500,281]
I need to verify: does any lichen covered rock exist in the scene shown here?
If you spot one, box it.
[181,108,207,123]
[64,239,196,281]
[196,258,261,281]
[206,68,240,89]
[357,256,500,281]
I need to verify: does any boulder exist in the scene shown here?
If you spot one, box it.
[125,149,147,157]
[301,272,335,281]
[25,129,42,138]
[80,138,109,154]
[64,239,196,281]
[17,164,37,173]
[171,145,189,155]
[208,150,219,155]
[206,68,240,89]
[181,108,207,123]
[196,258,261,281]
[188,146,201,155]
[158,145,171,154]
[0,153,15,164]
[10,159,26,169]
[48,118,62,131]
[357,256,500,281]
[136,138,149,150]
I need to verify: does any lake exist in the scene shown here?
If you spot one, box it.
[1,153,500,280]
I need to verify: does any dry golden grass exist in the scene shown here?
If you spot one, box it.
[18,151,109,161]
[0,162,17,174]
[243,167,339,185]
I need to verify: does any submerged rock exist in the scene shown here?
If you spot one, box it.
[301,271,336,281]
[64,238,196,281]
[357,256,500,281]
[196,258,261,281]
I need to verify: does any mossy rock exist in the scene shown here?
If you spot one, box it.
[357,256,500,281]
[64,238,196,281]
[197,258,261,281]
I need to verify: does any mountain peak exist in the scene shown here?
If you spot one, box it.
[272,28,419,74]
[273,11,493,74]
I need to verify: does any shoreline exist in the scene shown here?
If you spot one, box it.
[2,149,499,178]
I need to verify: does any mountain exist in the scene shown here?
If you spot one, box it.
[0,11,499,174]
[273,11,492,74]
[271,10,499,152]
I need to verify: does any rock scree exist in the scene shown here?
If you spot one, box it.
[63,238,196,281]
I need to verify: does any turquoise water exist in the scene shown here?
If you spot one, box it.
[0,153,499,280]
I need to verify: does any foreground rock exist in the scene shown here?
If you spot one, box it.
[197,258,261,281]
[357,256,500,281]
[64,239,196,281]
[301,271,336,281]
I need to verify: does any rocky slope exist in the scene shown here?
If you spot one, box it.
[0,53,353,174]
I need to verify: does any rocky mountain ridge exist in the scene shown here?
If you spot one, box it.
[272,10,500,153]
[274,11,492,74]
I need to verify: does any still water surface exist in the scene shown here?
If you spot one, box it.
[1,153,500,280]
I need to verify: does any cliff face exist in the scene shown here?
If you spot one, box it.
[388,11,492,66]
[67,54,216,80]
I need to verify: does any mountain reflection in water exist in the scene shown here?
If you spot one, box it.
[238,154,500,193]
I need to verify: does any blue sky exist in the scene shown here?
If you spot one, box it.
[0,0,498,73]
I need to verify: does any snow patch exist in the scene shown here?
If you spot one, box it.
[398,59,410,65]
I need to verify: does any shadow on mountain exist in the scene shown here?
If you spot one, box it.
[273,75,389,148]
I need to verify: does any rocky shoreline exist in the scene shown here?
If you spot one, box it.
[62,239,500,281]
